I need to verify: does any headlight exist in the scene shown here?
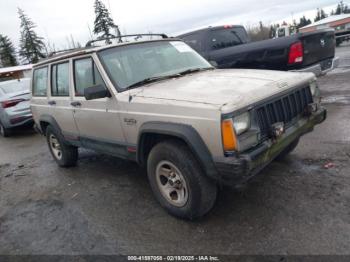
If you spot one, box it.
[233,112,250,135]
[309,81,318,96]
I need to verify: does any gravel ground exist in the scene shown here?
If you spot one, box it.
[0,44,349,256]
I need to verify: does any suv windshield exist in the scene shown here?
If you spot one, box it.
[98,41,212,90]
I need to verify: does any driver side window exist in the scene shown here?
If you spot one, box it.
[73,57,106,96]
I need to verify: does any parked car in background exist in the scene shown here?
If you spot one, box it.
[178,25,338,76]
[0,78,33,137]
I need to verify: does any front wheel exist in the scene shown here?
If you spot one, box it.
[147,140,217,220]
[46,126,78,167]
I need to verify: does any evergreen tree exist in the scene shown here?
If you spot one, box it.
[297,15,312,29]
[268,24,280,39]
[269,25,275,39]
[18,8,46,64]
[336,1,350,14]
[336,2,342,14]
[345,5,350,13]
[0,34,18,67]
[320,9,328,19]
[314,8,328,22]
[333,1,350,14]
[93,0,120,43]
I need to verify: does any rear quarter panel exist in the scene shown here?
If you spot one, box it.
[30,96,49,128]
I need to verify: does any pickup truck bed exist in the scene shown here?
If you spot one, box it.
[178,26,338,76]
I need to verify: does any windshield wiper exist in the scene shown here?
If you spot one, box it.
[177,67,213,76]
[126,75,179,90]
[125,68,213,90]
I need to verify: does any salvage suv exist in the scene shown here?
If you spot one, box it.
[31,35,326,219]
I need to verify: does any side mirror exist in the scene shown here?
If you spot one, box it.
[84,85,111,100]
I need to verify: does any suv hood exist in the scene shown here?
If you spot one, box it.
[132,69,315,111]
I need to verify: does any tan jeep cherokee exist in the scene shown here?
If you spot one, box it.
[30,35,326,219]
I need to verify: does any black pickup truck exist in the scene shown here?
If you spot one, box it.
[178,25,338,76]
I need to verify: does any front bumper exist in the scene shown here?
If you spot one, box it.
[291,57,339,76]
[214,107,327,186]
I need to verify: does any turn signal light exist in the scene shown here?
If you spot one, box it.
[288,41,303,64]
[221,119,237,151]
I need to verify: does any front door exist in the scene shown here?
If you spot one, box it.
[70,55,127,157]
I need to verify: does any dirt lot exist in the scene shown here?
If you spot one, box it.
[0,44,350,256]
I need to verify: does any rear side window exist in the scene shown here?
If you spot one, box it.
[33,67,48,96]
[210,28,248,50]
[73,57,106,96]
[51,62,70,96]
[181,33,203,51]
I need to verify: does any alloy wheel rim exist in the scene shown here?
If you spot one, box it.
[49,134,62,160]
[155,160,188,207]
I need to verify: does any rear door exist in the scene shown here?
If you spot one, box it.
[70,55,126,156]
[48,61,79,138]
[31,66,50,128]
[301,30,335,67]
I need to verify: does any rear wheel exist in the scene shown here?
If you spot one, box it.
[147,140,217,220]
[0,122,11,137]
[46,125,78,167]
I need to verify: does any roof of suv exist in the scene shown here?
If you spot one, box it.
[34,35,178,68]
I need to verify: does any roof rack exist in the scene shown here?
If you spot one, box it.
[48,47,87,57]
[85,34,168,47]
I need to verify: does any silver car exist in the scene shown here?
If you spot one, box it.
[0,78,33,137]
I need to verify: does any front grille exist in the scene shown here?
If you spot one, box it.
[255,86,313,140]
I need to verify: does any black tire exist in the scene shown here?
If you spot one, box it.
[0,122,11,137]
[275,138,299,161]
[147,140,217,220]
[46,125,78,167]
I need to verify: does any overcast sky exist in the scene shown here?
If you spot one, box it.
[0,0,347,50]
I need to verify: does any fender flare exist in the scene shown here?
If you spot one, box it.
[137,122,219,180]
[38,115,63,136]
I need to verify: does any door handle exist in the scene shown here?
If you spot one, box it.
[48,100,56,105]
[70,101,81,107]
